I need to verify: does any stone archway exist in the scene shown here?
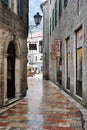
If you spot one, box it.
[3,34,21,105]
[7,42,15,99]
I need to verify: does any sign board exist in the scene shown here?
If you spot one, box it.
[51,44,56,60]
[54,39,60,57]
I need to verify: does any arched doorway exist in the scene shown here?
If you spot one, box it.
[7,42,15,99]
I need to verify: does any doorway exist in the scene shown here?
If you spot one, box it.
[66,37,70,90]
[76,28,83,97]
[7,42,15,99]
[67,53,70,90]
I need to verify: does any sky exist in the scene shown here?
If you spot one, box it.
[29,0,45,33]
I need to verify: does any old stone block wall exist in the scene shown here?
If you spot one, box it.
[49,0,87,107]
[0,1,28,107]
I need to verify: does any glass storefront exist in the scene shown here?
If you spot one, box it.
[76,28,83,97]
[76,48,82,97]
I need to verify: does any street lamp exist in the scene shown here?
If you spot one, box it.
[28,12,42,65]
[34,12,42,26]
[29,12,42,32]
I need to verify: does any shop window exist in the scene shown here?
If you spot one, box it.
[76,28,83,97]
[76,48,82,97]
[77,48,82,81]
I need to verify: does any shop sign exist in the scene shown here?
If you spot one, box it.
[50,39,61,60]
[54,39,60,57]
[51,44,56,60]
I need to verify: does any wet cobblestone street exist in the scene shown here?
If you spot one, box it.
[0,74,85,130]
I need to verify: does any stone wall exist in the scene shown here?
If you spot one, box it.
[48,0,87,107]
[0,1,28,106]
[41,1,49,80]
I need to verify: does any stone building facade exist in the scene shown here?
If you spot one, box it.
[27,32,43,73]
[43,0,87,107]
[41,1,49,80]
[0,0,28,106]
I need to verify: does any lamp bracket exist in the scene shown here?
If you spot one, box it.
[29,25,38,32]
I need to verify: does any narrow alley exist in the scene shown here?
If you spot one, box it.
[0,74,85,130]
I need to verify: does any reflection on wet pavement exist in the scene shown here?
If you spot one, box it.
[0,74,83,129]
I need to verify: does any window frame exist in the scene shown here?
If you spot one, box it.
[55,0,57,26]
[52,8,54,31]
[64,0,68,8]
[59,0,62,19]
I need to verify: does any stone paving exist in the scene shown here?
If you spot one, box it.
[0,75,85,130]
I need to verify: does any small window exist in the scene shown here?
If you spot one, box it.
[35,56,37,61]
[29,44,37,50]
[18,0,23,18]
[59,0,62,19]
[64,0,68,8]
[77,0,82,15]
[52,9,54,31]
[39,41,43,53]
[55,0,57,26]
[50,17,51,36]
